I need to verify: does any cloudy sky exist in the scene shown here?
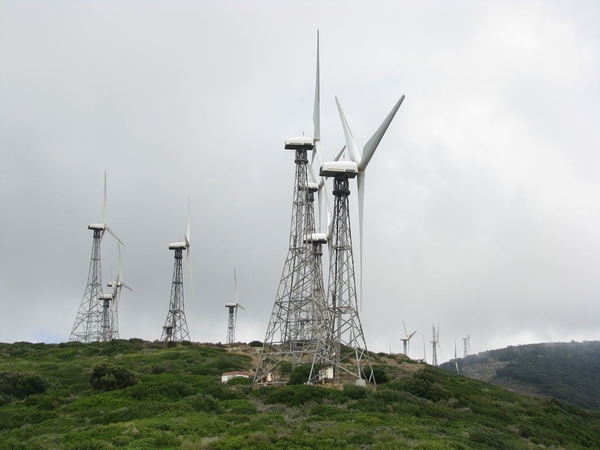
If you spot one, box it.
[1,0,598,363]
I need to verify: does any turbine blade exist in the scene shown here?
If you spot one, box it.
[334,145,346,162]
[103,171,107,224]
[237,303,246,311]
[234,267,238,303]
[187,247,194,299]
[359,95,405,171]
[402,320,408,338]
[120,282,133,292]
[335,96,360,163]
[185,197,191,249]
[313,29,320,141]
[234,305,238,332]
[409,330,417,339]
[118,241,123,278]
[106,226,123,246]
[357,171,365,310]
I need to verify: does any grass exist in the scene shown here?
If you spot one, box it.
[1,339,600,449]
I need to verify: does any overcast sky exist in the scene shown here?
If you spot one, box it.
[1,1,598,363]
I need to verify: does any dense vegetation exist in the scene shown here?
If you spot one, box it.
[1,339,600,449]
[441,341,600,411]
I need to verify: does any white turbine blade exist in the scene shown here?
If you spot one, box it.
[118,241,122,277]
[234,267,238,303]
[359,95,405,171]
[335,96,360,163]
[237,303,246,311]
[185,197,191,249]
[234,305,238,331]
[313,29,320,141]
[187,247,194,299]
[105,226,123,246]
[112,277,118,298]
[402,320,408,338]
[120,282,133,292]
[357,171,365,310]
[103,170,107,224]
[409,330,417,340]
[334,145,346,162]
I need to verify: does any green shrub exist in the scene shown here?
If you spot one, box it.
[227,376,252,386]
[343,384,369,400]
[248,340,263,347]
[184,394,223,413]
[89,363,138,391]
[288,364,316,385]
[0,370,49,399]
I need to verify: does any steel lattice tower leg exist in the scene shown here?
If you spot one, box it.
[226,306,236,344]
[311,175,374,385]
[99,294,116,341]
[69,229,105,343]
[255,148,326,383]
[161,248,190,342]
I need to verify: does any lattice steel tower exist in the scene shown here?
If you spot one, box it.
[225,268,245,344]
[255,32,328,384]
[69,172,123,343]
[255,138,327,383]
[161,243,190,342]
[309,172,374,385]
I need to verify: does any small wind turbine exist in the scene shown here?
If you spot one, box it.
[454,340,460,374]
[462,333,471,358]
[69,171,123,343]
[106,242,133,340]
[401,321,417,357]
[431,324,444,366]
[226,267,245,344]
[161,199,192,342]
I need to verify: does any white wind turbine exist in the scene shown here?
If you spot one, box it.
[454,340,460,374]
[226,267,245,344]
[161,199,193,342]
[311,93,404,385]
[69,171,123,343]
[107,242,133,339]
[401,321,417,357]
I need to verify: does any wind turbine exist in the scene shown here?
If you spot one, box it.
[105,242,132,340]
[312,93,405,386]
[430,324,444,366]
[69,171,123,343]
[161,199,192,343]
[454,340,460,374]
[256,31,329,384]
[401,321,417,356]
[226,268,245,344]
[462,333,471,358]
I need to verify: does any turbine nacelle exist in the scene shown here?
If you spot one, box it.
[303,233,328,244]
[284,137,314,151]
[320,161,358,178]
[169,242,188,251]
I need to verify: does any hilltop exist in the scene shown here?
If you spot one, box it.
[440,341,600,411]
[1,339,600,449]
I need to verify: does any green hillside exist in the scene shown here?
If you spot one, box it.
[1,339,600,449]
[441,341,600,411]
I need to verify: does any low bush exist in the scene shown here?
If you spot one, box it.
[0,371,49,399]
[89,363,138,391]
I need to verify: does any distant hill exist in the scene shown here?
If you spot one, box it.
[1,339,600,448]
[440,341,600,411]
